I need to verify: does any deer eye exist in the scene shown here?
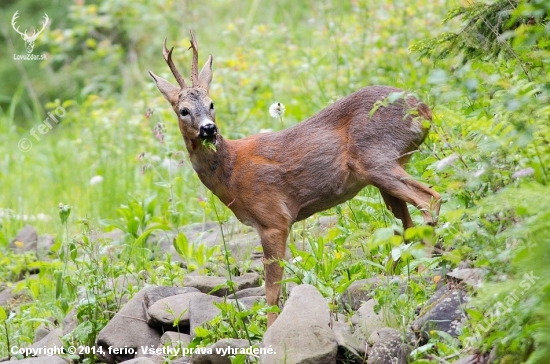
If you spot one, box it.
[210,102,214,110]
[180,108,190,117]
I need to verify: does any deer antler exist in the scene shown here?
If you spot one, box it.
[11,11,28,38]
[189,29,199,87]
[30,13,49,40]
[162,38,186,88]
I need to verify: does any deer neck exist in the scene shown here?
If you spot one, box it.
[184,134,234,203]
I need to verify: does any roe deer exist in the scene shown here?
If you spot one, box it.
[149,31,441,326]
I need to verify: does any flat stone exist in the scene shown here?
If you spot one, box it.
[147,292,206,329]
[367,328,415,364]
[33,325,52,343]
[96,286,163,363]
[453,355,479,364]
[353,299,393,339]
[189,295,225,338]
[10,225,38,253]
[3,356,67,363]
[447,268,485,287]
[28,328,63,356]
[184,273,260,297]
[144,286,200,309]
[62,307,78,335]
[191,338,250,364]
[230,286,265,299]
[234,295,265,309]
[332,320,365,359]
[154,221,262,264]
[341,278,381,311]
[411,287,468,340]
[107,274,139,293]
[119,358,157,364]
[36,234,55,260]
[0,288,13,306]
[160,331,192,347]
[261,284,337,364]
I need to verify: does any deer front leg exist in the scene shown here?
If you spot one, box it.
[258,226,289,327]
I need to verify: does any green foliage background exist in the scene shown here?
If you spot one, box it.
[0,0,549,363]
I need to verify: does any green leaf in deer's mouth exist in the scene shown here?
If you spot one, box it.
[201,137,217,152]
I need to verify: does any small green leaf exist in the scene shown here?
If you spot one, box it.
[173,232,189,257]
[194,326,210,337]
[233,354,246,364]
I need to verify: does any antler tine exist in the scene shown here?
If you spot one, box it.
[41,14,49,29]
[32,13,48,38]
[11,11,26,37]
[162,38,186,88]
[189,29,199,86]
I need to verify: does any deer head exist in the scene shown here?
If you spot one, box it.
[11,11,49,54]
[149,30,216,146]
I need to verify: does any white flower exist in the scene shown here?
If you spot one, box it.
[512,168,534,179]
[161,158,179,170]
[269,102,285,118]
[90,175,104,185]
[435,153,458,171]
[473,167,486,178]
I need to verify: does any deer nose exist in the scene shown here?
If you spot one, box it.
[199,123,217,137]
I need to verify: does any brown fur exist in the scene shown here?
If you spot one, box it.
[150,35,441,326]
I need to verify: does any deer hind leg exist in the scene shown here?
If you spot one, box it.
[370,166,441,226]
[380,191,414,229]
[258,226,289,327]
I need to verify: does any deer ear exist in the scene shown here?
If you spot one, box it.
[198,55,213,90]
[149,71,180,105]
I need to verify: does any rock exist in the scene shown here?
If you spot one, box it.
[184,276,225,295]
[230,286,265,299]
[96,286,163,363]
[453,354,479,364]
[224,232,264,264]
[191,338,250,364]
[99,228,126,242]
[457,260,473,269]
[3,357,67,363]
[353,299,392,339]
[447,268,485,288]
[233,273,261,291]
[160,331,192,347]
[33,325,52,343]
[313,215,338,234]
[235,295,265,309]
[118,358,157,364]
[341,278,380,311]
[107,274,140,293]
[261,284,337,364]
[29,328,63,356]
[62,307,78,335]
[189,295,225,338]
[0,288,13,306]
[153,221,262,264]
[144,286,200,309]
[332,320,365,359]
[411,286,468,340]
[10,225,38,253]
[36,234,55,260]
[367,328,415,364]
[184,273,260,297]
[147,292,206,329]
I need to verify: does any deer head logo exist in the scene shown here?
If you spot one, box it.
[11,11,49,54]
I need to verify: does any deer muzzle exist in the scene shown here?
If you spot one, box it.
[199,120,217,138]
